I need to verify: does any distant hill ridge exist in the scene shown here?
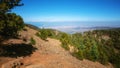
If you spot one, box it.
[25,24,40,31]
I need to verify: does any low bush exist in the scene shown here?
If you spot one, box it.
[30,37,36,45]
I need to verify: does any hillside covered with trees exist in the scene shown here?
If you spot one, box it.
[37,28,120,68]
[0,0,120,68]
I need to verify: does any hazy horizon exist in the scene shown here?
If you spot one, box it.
[26,21,120,33]
[13,0,120,33]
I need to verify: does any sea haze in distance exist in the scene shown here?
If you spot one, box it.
[26,21,120,34]
[13,0,120,34]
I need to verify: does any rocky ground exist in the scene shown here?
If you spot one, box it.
[0,27,113,68]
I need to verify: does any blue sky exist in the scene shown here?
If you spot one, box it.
[12,0,120,22]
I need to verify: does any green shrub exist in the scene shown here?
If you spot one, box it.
[110,54,120,68]
[36,29,48,40]
[61,41,69,50]
[36,29,56,40]
[30,38,36,45]
[72,50,84,60]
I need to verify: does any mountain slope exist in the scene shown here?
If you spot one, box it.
[0,26,113,68]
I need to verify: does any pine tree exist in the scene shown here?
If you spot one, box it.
[0,0,24,37]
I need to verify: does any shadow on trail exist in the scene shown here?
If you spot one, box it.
[0,43,37,58]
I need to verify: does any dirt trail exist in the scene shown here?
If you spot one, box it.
[0,27,113,68]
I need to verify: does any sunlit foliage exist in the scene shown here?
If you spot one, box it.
[37,28,120,68]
